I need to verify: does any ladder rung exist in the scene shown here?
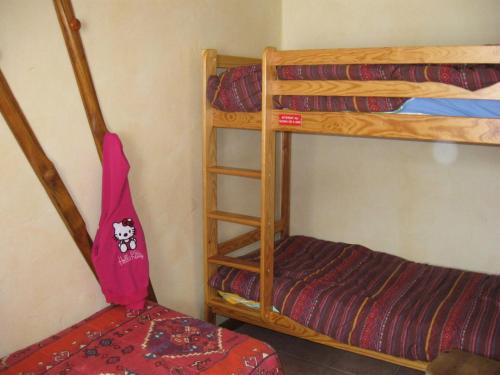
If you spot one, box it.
[208,210,260,227]
[208,255,260,273]
[208,166,261,179]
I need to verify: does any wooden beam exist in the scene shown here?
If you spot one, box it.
[54,0,157,303]
[217,220,285,256]
[0,68,96,278]
[260,47,277,319]
[272,110,500,145]
[280,133,291,239]
[207,166,261,179]
[207,255,260,273]
[217,55,260,68]
[213,110,261,130]
[202,49,219,323]
[271,45,500,65]
[208,210,261,227]
[271,80,500,100]
[53,0,107,159]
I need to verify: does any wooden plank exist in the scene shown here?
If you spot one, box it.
[208,297,428,371]
[207,255,260,273]
[271,80,500,100]
[217,220,285,256]
[54,0,157,303]
[0,68,96,278]
[53,0,107,159]
[280,133,291,239]
[270,45,500,65]
[208,166,261,179]
[202,49,219,323]
[213,110,261,130]
[260,47,277,319]
[208,210,261,227]
[217,54,260,68]
[272,110,500,145]
[218,228,261,255]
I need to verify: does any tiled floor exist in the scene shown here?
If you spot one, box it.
[233,323,425,375]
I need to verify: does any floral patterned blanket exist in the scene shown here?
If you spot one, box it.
[0,302,283,374]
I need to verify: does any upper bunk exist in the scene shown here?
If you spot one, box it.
[204,46,500,145]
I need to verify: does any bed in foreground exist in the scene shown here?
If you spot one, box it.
[0,302,283,374]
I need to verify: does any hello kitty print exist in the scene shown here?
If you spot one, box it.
[113,218,137,253]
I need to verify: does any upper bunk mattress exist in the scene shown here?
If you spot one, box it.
[0,302,283,374]
[207,63,500,113]
[209,235,500,362]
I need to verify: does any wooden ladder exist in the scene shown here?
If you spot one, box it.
[202,49,290,322]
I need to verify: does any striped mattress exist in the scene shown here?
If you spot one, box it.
[209,235,500,362]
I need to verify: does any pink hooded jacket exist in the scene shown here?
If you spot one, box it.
[92,132,149,310]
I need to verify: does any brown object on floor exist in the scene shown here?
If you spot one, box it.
[427,350,500,375]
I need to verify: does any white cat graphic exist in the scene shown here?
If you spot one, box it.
[113,218,137,253]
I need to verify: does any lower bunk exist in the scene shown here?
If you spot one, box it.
[0,302,283,374]
[208,235,500,369]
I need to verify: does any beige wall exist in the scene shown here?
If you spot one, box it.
[0,0,280,356]
[282,0,500,273]
[1,0,499,359]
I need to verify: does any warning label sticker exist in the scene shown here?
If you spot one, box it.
[278,113,302,126]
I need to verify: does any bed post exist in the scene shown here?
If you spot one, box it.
[202,49,218,323]
[0,68,96,278]
[280,133,291,239]
[53,0,157,302]
[260,47,277,319]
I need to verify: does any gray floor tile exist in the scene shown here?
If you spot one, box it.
[322,349,400,375]
[278,351,352,375]
[234,323,423,375]
[394,366,425,375]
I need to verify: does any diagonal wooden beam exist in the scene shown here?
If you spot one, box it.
[54,0,157,302]
[0,68,96,278]
[53,0,107,159]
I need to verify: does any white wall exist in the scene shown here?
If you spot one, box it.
[282,0,500,273]
[0,0,280,356]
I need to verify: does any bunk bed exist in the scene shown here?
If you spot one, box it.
[202,46,500,372]
[0,1,283,374]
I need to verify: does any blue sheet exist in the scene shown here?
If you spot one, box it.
[398,98,500,118]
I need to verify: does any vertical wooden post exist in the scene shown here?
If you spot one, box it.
[53,0,157,302]
[260,47,277,319]
[280,132,291,239]
[202,49,218,323]
[0,68,96,278]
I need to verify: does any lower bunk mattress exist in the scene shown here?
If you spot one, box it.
[209,235,500,362]
[0,302,283,374]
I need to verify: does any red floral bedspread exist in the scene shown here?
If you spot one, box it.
[0,302,283,374]
[210,235,500,362]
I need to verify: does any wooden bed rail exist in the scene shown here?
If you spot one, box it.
[0,68,96,278]
[54,0,157,302]
[217,54,260,68]
[269,45,500,65]
[263,46,500,145]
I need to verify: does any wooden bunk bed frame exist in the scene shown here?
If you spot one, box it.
[202,45,500,371]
